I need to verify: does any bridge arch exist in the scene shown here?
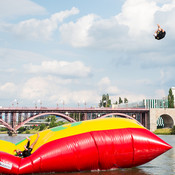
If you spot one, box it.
[0,119,14,131]
[157,114,174,128]
[100,113,143,126]
[14,112,76,131]
[149,109,175,131]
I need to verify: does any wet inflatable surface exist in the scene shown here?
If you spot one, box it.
[0,118,172,174]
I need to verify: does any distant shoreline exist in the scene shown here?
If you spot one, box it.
[0,128,173,135]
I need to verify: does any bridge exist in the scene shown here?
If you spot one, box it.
[0,107,174,134]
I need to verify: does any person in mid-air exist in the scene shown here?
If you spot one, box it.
[15,133,40,158]
[154,24,166,40]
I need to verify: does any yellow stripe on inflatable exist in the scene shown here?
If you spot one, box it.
[32,118,144,152]
[0,140,16,154]
[2,118,145,155]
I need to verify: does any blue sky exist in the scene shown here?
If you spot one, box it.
[0,0,175,107]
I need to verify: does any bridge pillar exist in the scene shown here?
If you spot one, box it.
[139,113,142,125]
[11,112,17,129]
[18,113,22,124]
[8,130,17,136]
[78,113,81,121]
[145,112,150,130]
[84,113,88,120]
[24,112,28,120]
[5,113,8,124]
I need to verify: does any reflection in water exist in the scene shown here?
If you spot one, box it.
[0,135,173,175]
[39,168,153,175]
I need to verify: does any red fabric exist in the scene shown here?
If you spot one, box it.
[90,129,133,168]
[129,128,172,167]
[0,128,172,174]
[0,151,20,174]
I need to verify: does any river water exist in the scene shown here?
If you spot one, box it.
[0,134,174,175]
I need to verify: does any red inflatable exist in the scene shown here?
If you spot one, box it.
[0,118,172,174]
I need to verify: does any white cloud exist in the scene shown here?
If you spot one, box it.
[4,7,79,40]
[20,76,73,101]
[98,77,120,95]
[58,0,175,51]
[0,82,16,92]
[116,0,158,36]
[0,0,46,19]
[159,1,175,12]
[20,76,99,106]
[20,77,53,100]
[159,69,171,85]
[25,60,91,78]
[0,48,47,63]
[98,77,111,86]
[118,94,146,103]
[0,82,17,98]
[60,14,99,47]
[51,90,100,106]
[154,89,166,98]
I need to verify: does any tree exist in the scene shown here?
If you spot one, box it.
[171,126,175,135]
[168,88,174,108]
[45,115,57,122]
[99,94,111,107]
[17,127,26,133]
[119,97,123,104]
[124,98,128,103]
[114,101,118,105]
[39,123,47,131]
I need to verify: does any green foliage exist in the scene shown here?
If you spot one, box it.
[119,97,123,104]
[0,127,8,131]
[171,126,175,135]
[17,127,26,133]
[153,128,171,135]
[25,130,30,134]
[39,123,47,131]
[45,115,66,128]
[57,121,65,126]
[115,97,128,105]
[49,121,58,128]
[46,115,57,122]
[99,94,111,107]
[32,125,39,130]
[168,88,174,108]
[124,98,128,103]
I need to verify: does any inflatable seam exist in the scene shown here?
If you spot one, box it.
[89,131,100,170]
[128,128,135,167]
[29,157,35,174]
[17,157,22,175]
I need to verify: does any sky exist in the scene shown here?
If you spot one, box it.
[0,0,175,108]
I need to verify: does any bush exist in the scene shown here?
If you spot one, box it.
[17,127,26,134]
[171,126,175,135]
[0,127,8,132]
[39,123,47,131]
[25,130,30,134]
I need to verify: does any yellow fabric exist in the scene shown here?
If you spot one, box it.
[0,118,144,155]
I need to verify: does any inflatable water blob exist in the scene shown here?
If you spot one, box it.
[0,118,172,174]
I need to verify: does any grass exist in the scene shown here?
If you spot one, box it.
[153,128,172,135]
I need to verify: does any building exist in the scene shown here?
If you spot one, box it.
[143,98,168,109]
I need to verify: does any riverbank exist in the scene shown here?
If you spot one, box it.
[0,129,39,135]
[153,128,172,135]
[0,128,174,135]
